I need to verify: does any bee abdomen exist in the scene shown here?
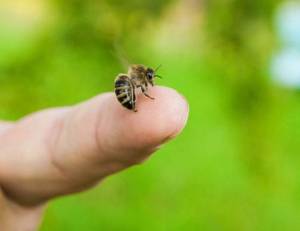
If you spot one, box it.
[114,75,136,111]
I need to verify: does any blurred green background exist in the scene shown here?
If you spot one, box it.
[2,0,300,230]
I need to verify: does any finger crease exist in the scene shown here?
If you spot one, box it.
[47,115,71,181]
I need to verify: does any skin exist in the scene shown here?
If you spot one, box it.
[0,86,189,231]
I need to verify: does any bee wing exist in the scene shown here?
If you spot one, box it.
[113,43,132,72]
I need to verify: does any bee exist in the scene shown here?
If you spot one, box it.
[114,64,162,112]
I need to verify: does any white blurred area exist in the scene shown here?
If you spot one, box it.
[270,1,300,88]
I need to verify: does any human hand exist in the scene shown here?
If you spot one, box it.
[0,86,188,231]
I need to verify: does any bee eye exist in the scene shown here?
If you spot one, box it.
[147,72,153,79]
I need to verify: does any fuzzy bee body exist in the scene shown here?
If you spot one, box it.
[115,74,136,111]
[114,64,161,112]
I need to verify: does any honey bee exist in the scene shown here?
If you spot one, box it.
[114,64,162,112]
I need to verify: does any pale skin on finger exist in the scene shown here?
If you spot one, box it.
[0,86,189,230]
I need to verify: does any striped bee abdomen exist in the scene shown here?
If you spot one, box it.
[114,75,136,111]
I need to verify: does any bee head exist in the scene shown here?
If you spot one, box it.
[146,68,155,81]
[146,65,162,84]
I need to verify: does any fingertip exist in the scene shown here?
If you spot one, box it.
[159,86,189,138]
[140,86,189,141]
[104,86,189,151]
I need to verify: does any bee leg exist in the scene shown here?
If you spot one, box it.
[143,93,155,100]
[141,85,155,100]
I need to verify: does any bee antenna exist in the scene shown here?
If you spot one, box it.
[154,64,162,72]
